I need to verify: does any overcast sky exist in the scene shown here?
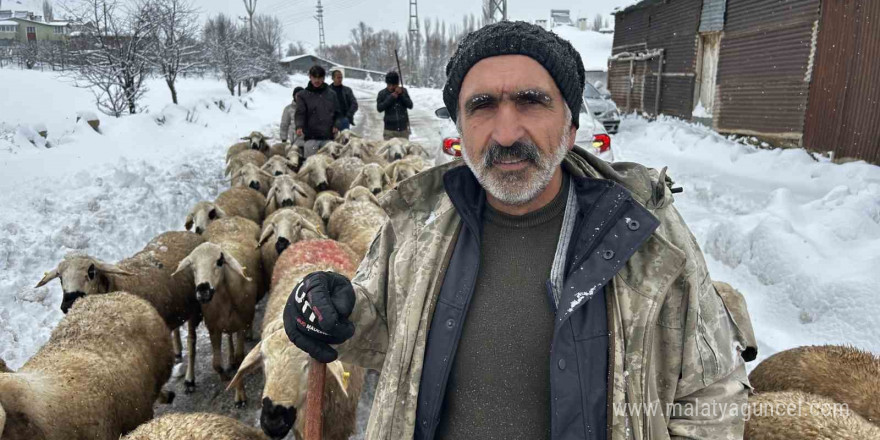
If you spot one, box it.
[190,0,634,47]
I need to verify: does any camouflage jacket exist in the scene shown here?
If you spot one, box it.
[337,146,753,440]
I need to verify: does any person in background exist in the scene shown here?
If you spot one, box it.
[330,69,358,131]
[295,65,342,157]
[377,71,413,140]
[280,86,304,145]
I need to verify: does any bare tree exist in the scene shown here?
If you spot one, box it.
[204,13,246,96]
[592,13,603,31]
[350,22,373,69]
[42,0,54,22]
[149,0,201,104]
[65,0,156,116]
[285,42,307,57]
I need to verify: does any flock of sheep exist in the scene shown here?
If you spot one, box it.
[0,127,877,440]
[0,129,429,440]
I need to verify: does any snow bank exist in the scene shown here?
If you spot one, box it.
[0,68,298,368]
[614,115,880,361]
[551,26,614,71]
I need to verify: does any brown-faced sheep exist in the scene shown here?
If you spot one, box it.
[265,174,317,216]
[226,149,268,177]
[229,239,364,440]
[297,154,335,192]
[185,187,266,237]
[35,231,204,368]
[749,345,879,426]
[173,216,263,407]
[0,293,174,440]
[226,132,271,162]
[328,187,388,259]
[123,413,267,440]
[259,207,326,282]
[349,162,391,196]
[261,155,298,177]
[231,163,274,196]
[327,156,365,194]
[313,190,345,226]
[745,391,880,440]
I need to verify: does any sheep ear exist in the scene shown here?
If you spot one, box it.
[258,224,275,246]
[327,361,349,398]
[391,166,401,185]
[95,261,133,276]
[35,267,60,288]
[227,342,263,391]
[222,252,251,282]
[367,192,381,206]
[259,169,275,179]
[214,207,227,218]
[350,171,365,189]
[334,195,345,205]
[376,144,390,155]
[184,213,194,231]
[383,171,393,187]
[325,166,334,182]
[301,219,326,238]
[171,256,192,278]
[265,185,277,206]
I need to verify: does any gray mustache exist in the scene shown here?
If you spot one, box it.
[483,141,540,168]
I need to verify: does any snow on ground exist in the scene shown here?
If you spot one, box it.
[614,115,880,361]
[551,26,614,71]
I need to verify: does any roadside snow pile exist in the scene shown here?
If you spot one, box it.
[551,26,614,71]
[0,68,297,368]
[614,115,880,361]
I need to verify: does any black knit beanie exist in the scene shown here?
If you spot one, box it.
[443,21,586,128]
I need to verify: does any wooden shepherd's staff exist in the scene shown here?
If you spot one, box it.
[305,358,325,439]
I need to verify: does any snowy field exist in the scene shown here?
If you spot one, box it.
[2,65,879,382]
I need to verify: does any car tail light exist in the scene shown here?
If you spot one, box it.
[592,134,611,153]
[443,137,462,157]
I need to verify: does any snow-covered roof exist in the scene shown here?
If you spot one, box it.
[0,20,19,26]
[279,53,386,76]
[279,54,311,63]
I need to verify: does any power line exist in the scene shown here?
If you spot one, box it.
[315,0,325,49]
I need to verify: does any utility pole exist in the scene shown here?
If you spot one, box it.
[314,0,325,50]
[486,0,507,24]
[407,0,419,84]
[242,0,256,40]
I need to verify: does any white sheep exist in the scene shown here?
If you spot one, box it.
[35,231,204,374]
[229,239,364,440]
[268,141,288,159]
[315,141,346,159]
[313,190,345,226]
[327,156,365,194]
[334,128,360,145]
[340,138,387,166]
[173,216,263,407]
[404,141,431,159]
[285,142,302,171]
[185,187,266,237]
[297,154,335,192]
[259,207,326,282]
[226,149,268,177]
[0,292,175,440]
[226,131,271,162]
[261,155,298,177]
[385,157,426,188]
[231,163,274,196]
[376,138,408,162]
[328,186,388,259]
[123,412,267,440]
[349,162,391,196]
[265,174,317,216]
[745,391,880,439]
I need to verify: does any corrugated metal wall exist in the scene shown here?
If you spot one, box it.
[714,0,822,141]
[609,0,703,118]
[804,0,880,163]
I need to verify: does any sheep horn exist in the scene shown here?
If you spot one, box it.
[35,267,60,288]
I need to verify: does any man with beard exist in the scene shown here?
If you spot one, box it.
[282,21,753,440]
[295,65,342,157]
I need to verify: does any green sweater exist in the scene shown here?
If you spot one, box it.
[436,176,569,439]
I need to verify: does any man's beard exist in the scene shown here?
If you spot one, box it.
[462,126,571,206]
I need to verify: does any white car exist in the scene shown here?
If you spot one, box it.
[432,98,614,165]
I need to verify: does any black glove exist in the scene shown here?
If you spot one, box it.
[283,271,356,363]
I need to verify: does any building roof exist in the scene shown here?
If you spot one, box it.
[279,53,386,76]
[7,17,69,26]
[0,20,19,26]
[614,0,665,15]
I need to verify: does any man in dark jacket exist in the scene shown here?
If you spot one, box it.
[377,71,413,140]
[330,69,358,131]
[295,65,342,157]
[280,21,752,440]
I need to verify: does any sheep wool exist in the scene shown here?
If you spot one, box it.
[328,157,366,194]
[328,194,388,260]
[749,345,880,426]
[745,391,880,440]
[124,413,267,440]
[0,293,173,440]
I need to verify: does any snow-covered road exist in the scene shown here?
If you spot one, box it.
[1,68,879,436]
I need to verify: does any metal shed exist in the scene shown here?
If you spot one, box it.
[279,54,385,81]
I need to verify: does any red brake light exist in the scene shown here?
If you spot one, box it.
[592,134,611,153]
[443,137,462,157]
